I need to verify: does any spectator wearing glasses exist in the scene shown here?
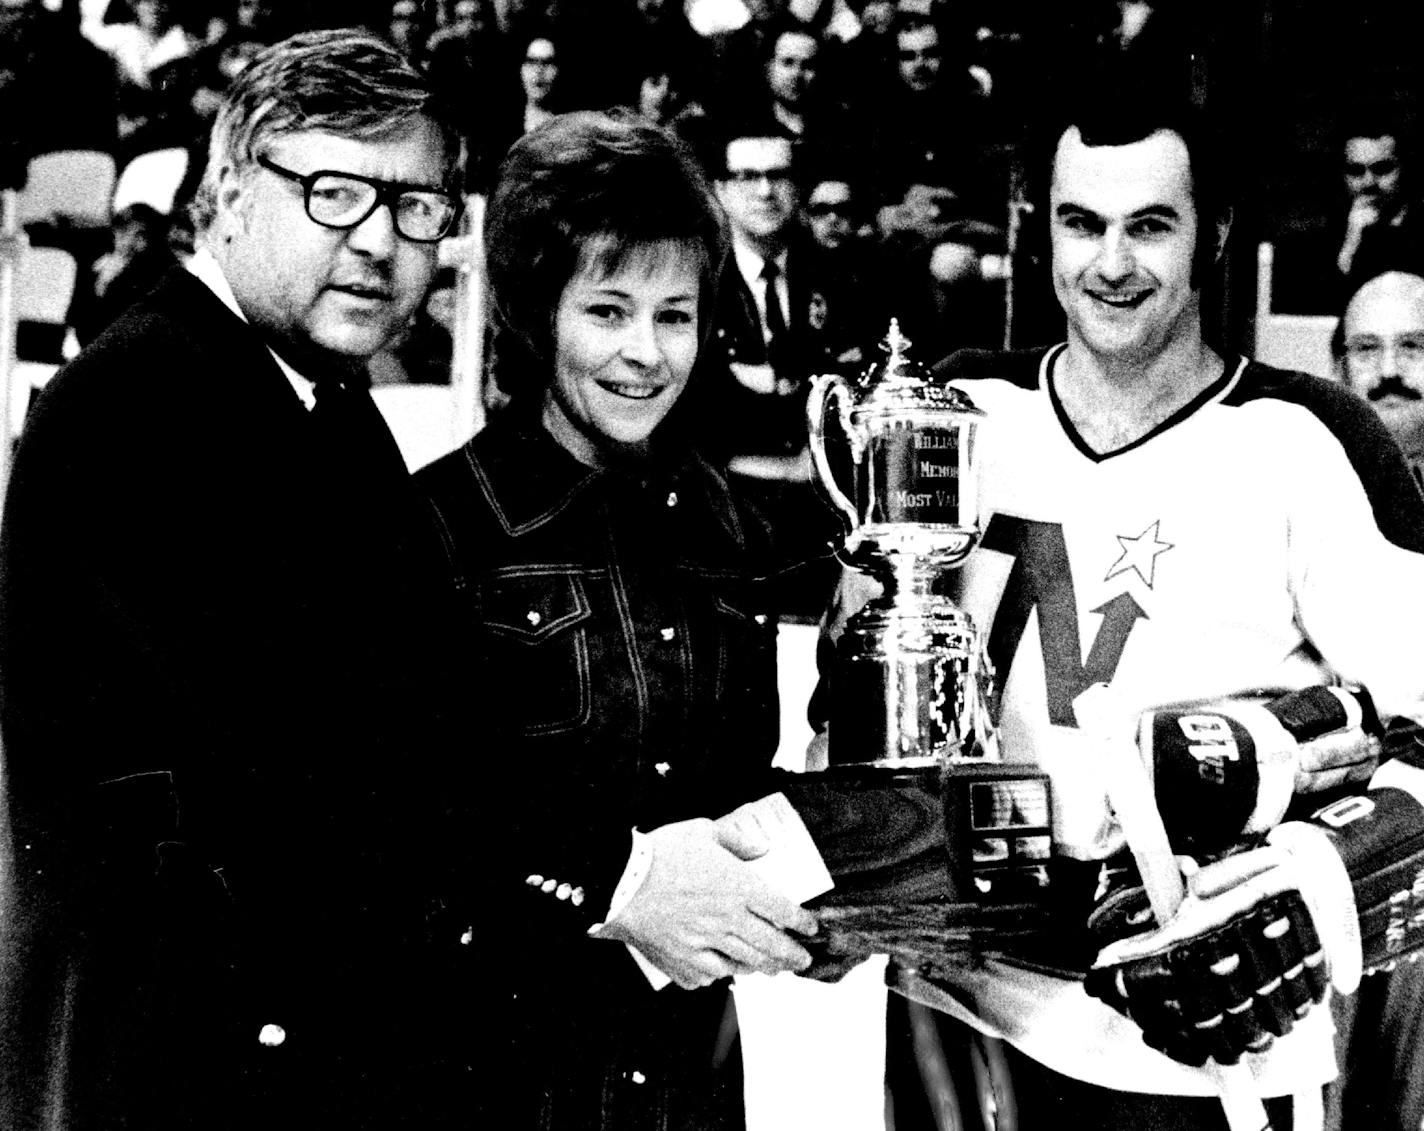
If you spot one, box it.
[805,174,866,252]
[1335,270,1424,490]
[1327,268,1424,1131]
[0,29,475,1131]
[694,126,881,615]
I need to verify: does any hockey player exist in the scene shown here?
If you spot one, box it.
[820,79,1424,1128]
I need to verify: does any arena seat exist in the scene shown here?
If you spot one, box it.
[111,147,190,215]
[369,382,477,471]
[17,150,116,229]
[8,245,77,437]
[1254,241,1338,379]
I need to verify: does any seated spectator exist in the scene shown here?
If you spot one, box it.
[82,0,199,151]
[69,202,181,347]
[487,0,545,47]
[1328,268,1424,1131]
[467,30,571,193]
[623,0,716,111]
[705,0,795,101]
[631,58,708,139]
[1274,106,1424,314]
[691,124,881,615]
[762,22,823,137]
[1334,271,1424,489]
[383,0,427,64]
[425,0,491,55]
[804,174,867,253]
[866,14,1007,216]
[424,1,504,190]
[713,19,870,177]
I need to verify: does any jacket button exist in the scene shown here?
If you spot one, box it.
[526,610,542,627]
[654,762,671,777]
[754,613,768,625]
[258,1024,287,1048]
[666,491,678,507]
[660,627,676,642]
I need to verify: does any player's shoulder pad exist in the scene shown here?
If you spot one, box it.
[929,347,1048,392]
[1226,358,1424,554]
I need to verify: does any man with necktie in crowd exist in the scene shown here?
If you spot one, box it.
[693,122,882,617]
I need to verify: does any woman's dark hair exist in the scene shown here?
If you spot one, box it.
[484,109,729,403]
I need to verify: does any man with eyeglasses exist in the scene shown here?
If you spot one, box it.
[0,29,477,1131]
[695,126,880,616]
[1336,270,1424,491]
[1322,276,1424,1131]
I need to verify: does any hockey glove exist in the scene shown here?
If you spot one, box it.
[1141,686,1381,856]
[1085,757,1424,1066]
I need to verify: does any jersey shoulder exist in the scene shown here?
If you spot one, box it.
[1224,359,1424,552]
[930,347,1050,392]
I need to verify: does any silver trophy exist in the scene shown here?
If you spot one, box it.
[807,320,997,769]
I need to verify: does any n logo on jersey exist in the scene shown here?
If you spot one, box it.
[980,515,1159,727]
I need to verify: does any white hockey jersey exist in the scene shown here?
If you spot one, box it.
[908,344,1424,1095]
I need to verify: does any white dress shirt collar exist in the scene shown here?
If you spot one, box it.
[186,246,318,410]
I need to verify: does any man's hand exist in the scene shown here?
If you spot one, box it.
[599,818,817,989]
[1339,198,1382,273]
[1085,842,1354,1066]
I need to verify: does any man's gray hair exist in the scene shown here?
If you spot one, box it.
[190,28,463,234]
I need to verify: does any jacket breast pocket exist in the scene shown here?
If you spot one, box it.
[710,584,777,703]
[480,573,594,736]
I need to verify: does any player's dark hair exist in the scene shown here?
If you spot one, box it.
[1030,69,1231,287]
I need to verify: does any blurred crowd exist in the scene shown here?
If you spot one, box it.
[5,0,1424,423]
[0,0,1225,383]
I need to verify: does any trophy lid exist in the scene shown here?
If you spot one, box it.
[854,319,984,416]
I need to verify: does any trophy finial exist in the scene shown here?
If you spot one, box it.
[883,318,911,359]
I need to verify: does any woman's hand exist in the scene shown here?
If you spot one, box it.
[598,818,818,989]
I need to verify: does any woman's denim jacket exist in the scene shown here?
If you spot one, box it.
[419,413,783,919]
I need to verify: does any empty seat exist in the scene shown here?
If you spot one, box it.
[8,245,78,436]
[112,147,190,215]
[18,150,117,228]
[1254,242,1338,379]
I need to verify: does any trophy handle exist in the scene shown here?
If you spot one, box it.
[807,373,860,529]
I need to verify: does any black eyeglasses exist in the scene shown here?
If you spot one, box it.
[256,155,462,243]
[724,169,795,188]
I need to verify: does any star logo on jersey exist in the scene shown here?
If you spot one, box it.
[1104,520,1174,588]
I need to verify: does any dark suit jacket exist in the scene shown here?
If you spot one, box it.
[698,235,885,465]
[1271,201,1424,315]
[0,269,474,1129]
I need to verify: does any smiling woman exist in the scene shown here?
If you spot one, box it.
[415,111,814,1131]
